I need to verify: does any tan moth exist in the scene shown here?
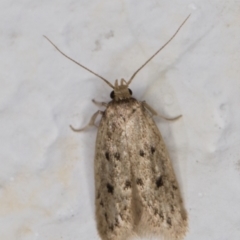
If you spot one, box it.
[44,15,190,240]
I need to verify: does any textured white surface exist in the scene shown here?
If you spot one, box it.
[0,0,240,239]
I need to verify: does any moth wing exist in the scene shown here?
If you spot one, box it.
[94,104,135,240]
[126,102,188,240]
[94,99,187,240]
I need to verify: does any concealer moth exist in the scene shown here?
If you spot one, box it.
[44,15,190,240]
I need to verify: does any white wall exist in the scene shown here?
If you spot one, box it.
[0,1,239,239]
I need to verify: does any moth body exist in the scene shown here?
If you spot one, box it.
[94,79,187,240]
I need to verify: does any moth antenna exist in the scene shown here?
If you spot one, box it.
[127,14,191,86]
[43,35,114,89]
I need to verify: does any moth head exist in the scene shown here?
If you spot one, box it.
[110,79,133,101]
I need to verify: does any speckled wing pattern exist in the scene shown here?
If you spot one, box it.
[95,98,187,240]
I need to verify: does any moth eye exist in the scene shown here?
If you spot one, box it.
[128,88,132,95]
[110,91,115,99]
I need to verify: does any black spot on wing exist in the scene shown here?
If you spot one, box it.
[151,146,155,154]
[107,183,114,194]
[124,180,131,189]
[136,178,143,186]
[105,152,110,161]
[156,176,163,188]
[139,150,145,157]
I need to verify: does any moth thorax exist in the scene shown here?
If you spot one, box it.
[113,78,131,101]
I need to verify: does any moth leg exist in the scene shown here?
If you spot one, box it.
[92,99,108,107]
[70,110,103,132]
[142,101,182,121]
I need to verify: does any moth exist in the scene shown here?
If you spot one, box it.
[44,14,190,240]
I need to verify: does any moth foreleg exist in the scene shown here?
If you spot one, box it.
[92,99,108,107]
[70,110,103,132]
[142,101,182,121]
